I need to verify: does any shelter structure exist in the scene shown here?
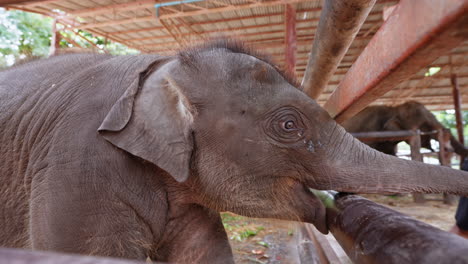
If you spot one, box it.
[1,0,467,111]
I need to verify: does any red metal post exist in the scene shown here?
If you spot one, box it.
[284,4,297,76]
[452,74,464,146]
[324,0,468,123]
[302,0,376,99]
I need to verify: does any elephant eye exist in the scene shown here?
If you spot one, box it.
[282,120,296,131]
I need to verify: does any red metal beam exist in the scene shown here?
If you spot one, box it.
[301,0,377,99]
[452,74,465,145]
[324,0,468,123]
[284,4,297,76]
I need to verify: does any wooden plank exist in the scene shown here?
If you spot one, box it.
[324,0,468,123]
[409,131,426,203]
[438,129,459,205]
[301,0,376,99]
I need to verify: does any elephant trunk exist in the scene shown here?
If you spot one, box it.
[313,124,468,196]
[450,134,468,158]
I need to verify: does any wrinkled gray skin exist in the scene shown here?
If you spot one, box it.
[2,43,468,263]
[342,101,468,156]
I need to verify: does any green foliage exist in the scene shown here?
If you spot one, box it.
[0,9,138,68]
[256,241,269,248]
[229,227,264,242]
[59,29,139,56]
[434,110,468,139]
[0,9,53,67]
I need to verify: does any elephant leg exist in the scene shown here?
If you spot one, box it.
[29,177,157,259]
[157,205,234,264]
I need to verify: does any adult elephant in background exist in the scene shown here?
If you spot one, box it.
[342,101,468,156]
[2,40,468,263]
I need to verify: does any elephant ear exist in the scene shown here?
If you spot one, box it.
[98,65,195,182]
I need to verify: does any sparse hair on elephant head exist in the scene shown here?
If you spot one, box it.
[96,39,468,234]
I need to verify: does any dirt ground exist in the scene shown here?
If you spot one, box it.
[222,194,459,264]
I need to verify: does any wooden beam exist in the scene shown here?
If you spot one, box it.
[48,18,60,56]
[409,130,426,203]
[324,0,468,123]
[437,129,458,205]
[159,19,184,48]
[452,74,465,145]
[284,4,297,76]
[70,0,156,17]
[1,0,58,7]
[75,16,156,30]
[301,0,377,99]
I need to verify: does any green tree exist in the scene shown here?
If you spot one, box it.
[434,110,468,140]
[0,9,138,68]
[0,9,53,67]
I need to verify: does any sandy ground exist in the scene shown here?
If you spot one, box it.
[223,194,459,264]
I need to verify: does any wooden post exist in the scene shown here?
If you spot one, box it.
[438,129,458,205]
[284,4,297,77]
[409,130,425,203]
[49,19,60,56]
[452,74,464,147]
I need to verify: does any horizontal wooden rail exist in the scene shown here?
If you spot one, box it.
[351,129,438,143]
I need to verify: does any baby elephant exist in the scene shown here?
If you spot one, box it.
[1,41,468,263]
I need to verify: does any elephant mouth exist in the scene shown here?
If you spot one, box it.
[296,182,328,234]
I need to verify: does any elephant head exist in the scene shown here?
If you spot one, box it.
[98,41,468,234]
[383,101,465,156]
[343,101,467,157]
